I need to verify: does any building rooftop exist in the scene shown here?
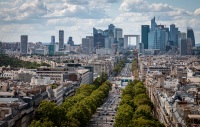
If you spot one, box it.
[76,68,89,75]
[0,98,19,103]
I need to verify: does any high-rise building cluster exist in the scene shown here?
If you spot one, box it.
[81,24,124,54]
[18,30,76,56]
[141,17,196,55]
[2,19,198,56]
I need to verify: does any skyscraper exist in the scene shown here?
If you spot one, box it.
[180,32,186,40]
[141,25,150,49]
[148,30,157,49]
[105,36,114,49]
[20,35,28,54]
[159,29,168,51]
[59,30,64,50]
[148,25,168,50]
[108,24,115,47]
[115,28,123,41]
[93,28,105,49]
[67,36,74,46]
[179,32,187,55]
[179,39,187,55]
[187,27,195,47]
[108,24,115,37]
[187,38,193,55]
[51,35,55,45]
[82,36,94,54]
[170,24,179,47]
[48,44,54,56]
[118,38,124,49]
[151,17,157,31]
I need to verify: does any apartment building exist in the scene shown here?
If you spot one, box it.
[143,55,200,127]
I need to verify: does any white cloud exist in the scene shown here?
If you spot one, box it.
[150,3,172,12]
[47,18,77,26]
[120,0,191,17]
[64,0,89,5]
[48,3,107,19]
[119,0,146,12]
[104,0,119,3]
[0,0,48,22]
[0,0,200,44]
[0,0,108,25]
[194,8,200,15]
[189,19,200,30]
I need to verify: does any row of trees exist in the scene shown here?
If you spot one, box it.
[113,57,127,76]
[114,80,164,127]
[0,54,50,68]
[131,58,139,79]
[29,73,111,127]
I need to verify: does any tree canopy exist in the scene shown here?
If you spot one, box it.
[29,73,111,127]
[0,54,50,68]
[114,80,164,127]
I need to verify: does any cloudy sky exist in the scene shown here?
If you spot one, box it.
[0,0,200,44]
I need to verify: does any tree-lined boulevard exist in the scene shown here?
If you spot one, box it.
[114,80,164,127]
[28,55,164,127]
[29,73,111,127]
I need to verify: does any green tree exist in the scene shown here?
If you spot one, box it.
[75,84,96,96]
[114,104,134,127]
[62,117,80,127]
[0,54,50,69]
[120,94,133,106]
[128,117,164,127]
[122,82,134,97]
[115,79,164,127]
[35,100,65,126]
[67,103,92,127]
[133,105,153,120]
[35,100,57,120]
[133,82,146,96]
[31,77,111,127]
[134,94,153,108]
[29,119,54,127]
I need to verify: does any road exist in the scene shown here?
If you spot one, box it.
[88,84,121,127]
[120,63,132,77]
[88,63,132,127]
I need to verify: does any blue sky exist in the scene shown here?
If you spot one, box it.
[0,0,200,44]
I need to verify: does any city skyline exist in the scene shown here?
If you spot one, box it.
[0,0,200,44]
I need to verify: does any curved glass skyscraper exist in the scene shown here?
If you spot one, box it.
[187,27,195,47]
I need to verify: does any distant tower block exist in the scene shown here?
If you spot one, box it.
[20,35,28,54]
[124,35,140,49]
